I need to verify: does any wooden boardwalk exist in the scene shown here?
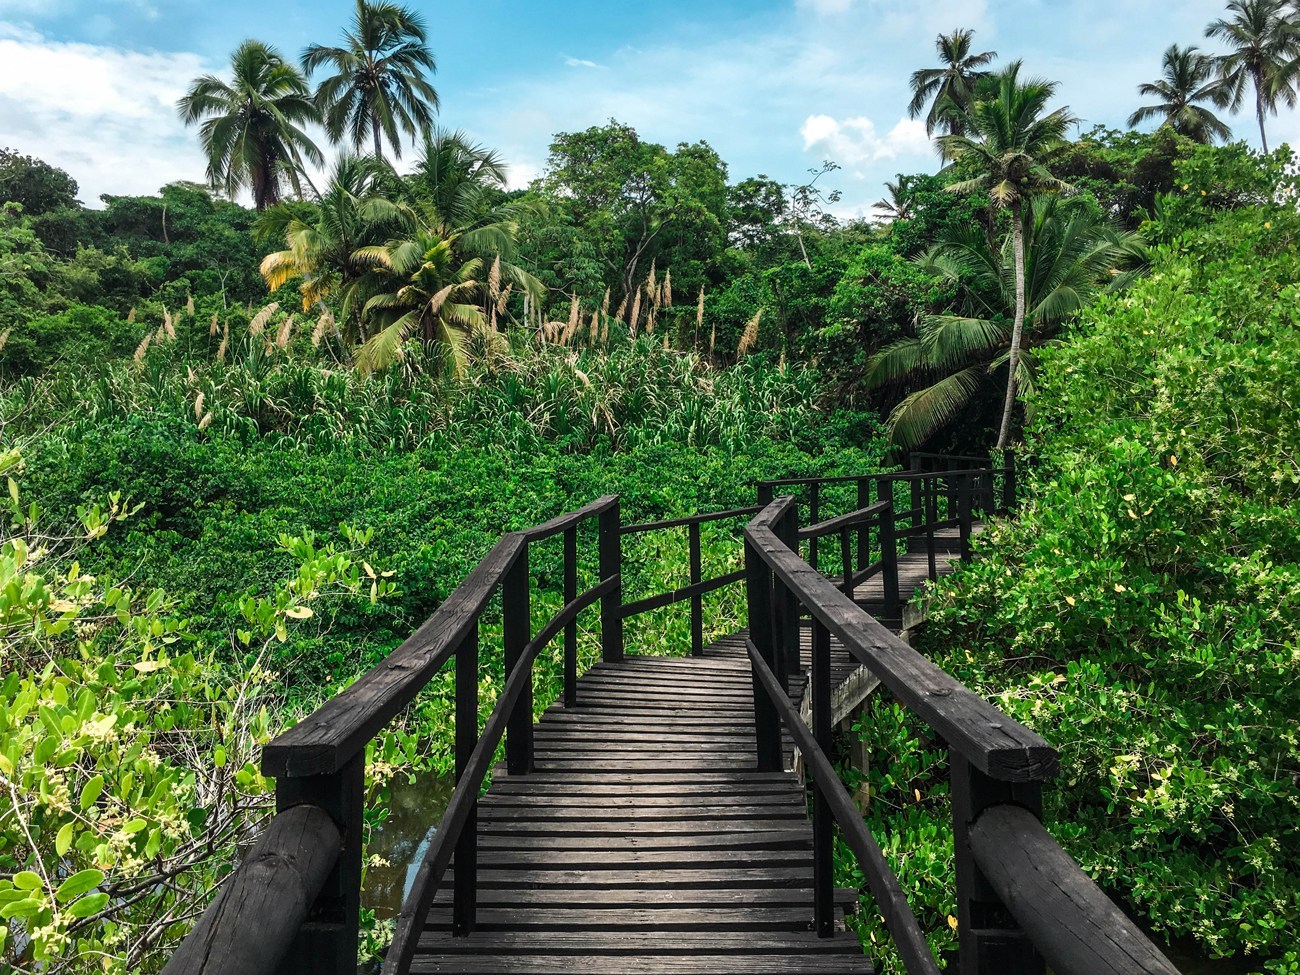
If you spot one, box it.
[406,532,967,974]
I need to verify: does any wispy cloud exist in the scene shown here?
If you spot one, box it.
[563,55,602,69]
[801,114,933,170]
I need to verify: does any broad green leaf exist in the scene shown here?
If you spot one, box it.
[55,869,103,903]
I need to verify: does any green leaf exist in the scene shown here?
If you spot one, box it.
[55,822,74,858]
[12,871,42,891]
[66,892,110,918]
[55,869,103,903]
[79,774,104,811]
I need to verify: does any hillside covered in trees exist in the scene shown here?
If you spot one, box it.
[1,1,1298,972]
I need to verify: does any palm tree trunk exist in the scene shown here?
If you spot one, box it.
[996,199,1027,450]
[1256,82,1269,154]
[373,116,384,160]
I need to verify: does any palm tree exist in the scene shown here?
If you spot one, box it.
[405,129,511,234]
[303,0,440,161]
[907,29,998,136]
[866,197,1145,448]
[872,180,913,223]
[1205,0,1300,152]
[257,153,405,334]
[938,61,1077,449]
[177,40,323,210]
[1129,45,1234,143]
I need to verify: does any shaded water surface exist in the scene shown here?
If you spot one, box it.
[362,768,456,919]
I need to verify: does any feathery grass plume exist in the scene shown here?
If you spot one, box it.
[629,289,642,337]
[709,318,717,354]
[217,324,229,362]
[601,288,610,317]
[737,310,763,357]
[186,293,195,316]
[646,306,656,335]
[133,332,152,364]
[496,283,512,316]
[573,367,591,387]
[0,328,9,353]
[662,333,669,350]
[194,392,206,420]
[198,412,213,431]
[646,261,657,307]
[166,309,176,340]
[779,349,787,369]
[600,317,609,345]
[187,366,197,383]
[209,312,219,336]
[565,295,580,344]
[615,293,629,324]
[276,313,295,349]
[696,287,706,351]
[249,301,279,337]
[126,306,136,323]
[662,269,672,309]
[154,322,167,343]
[588,310,600,343]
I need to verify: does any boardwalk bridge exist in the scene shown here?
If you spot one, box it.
[165,455,1182,975]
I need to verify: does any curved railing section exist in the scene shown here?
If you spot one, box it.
[742,493,1180,975]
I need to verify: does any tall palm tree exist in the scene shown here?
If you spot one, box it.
[907,29,998,136]
[1129,45,1234,143]
[177,40,323,210]
[866,197,1146,448]
[405,129,510,234]
[303,0,440,161]
[938,61,1077,449]
[1205,0,1300,152]
[872,180,913,223]
[257,153,405,334]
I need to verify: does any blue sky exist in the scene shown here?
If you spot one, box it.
[2,0,1295,215]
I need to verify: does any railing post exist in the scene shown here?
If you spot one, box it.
[811,619,834,937]
[599,498,624,663]
[910,476,923,534]
[776,504,801,682]
[855,477,870,574]
[503,544,533,775]
[758,482,774,507]
[273,756,363,975]
[1002,452,1017,513]
[926,478,938,582]
[951,754,1046,975]
[744,536,782,772]
[563,526,578,707]
[453,621,479,935]
[880,501,900,623]
[688,520,704,657]
[808,482,821,571]
[839,528,854,599]
[958,475,973,562]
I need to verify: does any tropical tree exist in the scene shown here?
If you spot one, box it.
[872,180,913,223]
[1205,0,1300,152]
[257,152,405,334]
[177,40,324,210]
[937,61,1077,449]
[865,197,1146,448]
[1129,45,1234,143]
[404,129,510,234]
[907,29,998,136]
[303,0,440,160]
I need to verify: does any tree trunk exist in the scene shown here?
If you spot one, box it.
[373,115,384,160]
[1256,81,1269,154]
[996,199,1027,450]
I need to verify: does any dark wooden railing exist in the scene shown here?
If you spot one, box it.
[164,451,1177,975]
[743,493,1180,975]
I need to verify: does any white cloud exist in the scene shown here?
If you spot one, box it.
[0,23,208,203]
[563,56,602,69]
[800,113,932,172]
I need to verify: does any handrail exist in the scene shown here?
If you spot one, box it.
[382,575,618,975]
[747,499,1056,780]
[745,635,941,975]
[618,505,758,655]
[743,492,1179,975]
[521,494,618,542]
[798,499,891,541]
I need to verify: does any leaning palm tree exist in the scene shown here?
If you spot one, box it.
[866,197,1146,448]
[1205,0,1300,152]
[938,61,1077,449]
[303,0,440,160]
[177,40,323,210]
[1129,45,1234,143]
[258,153,406,335]
[907,29,998,136]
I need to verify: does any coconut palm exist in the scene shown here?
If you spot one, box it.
[937,61,1077,449]
[866,197,1146,449]
[405,129,511,234]
[302,0,440,161]
[1129,45,1234,143]
[907,29,998,136]
[257,153,406,333]
[177,40,324,210]
[872,180,913,223]
[1205,0,1300,152]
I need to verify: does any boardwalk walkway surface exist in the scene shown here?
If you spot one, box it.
[408,531,965,974]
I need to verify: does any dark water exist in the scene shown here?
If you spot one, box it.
[362,768,456,919]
